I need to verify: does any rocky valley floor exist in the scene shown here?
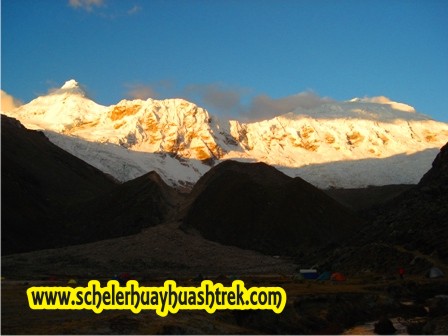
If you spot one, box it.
[2,216,448,334]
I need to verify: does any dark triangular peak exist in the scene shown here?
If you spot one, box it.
[66,170,185,244]
[183,160,362,256]
[192,160,291,193]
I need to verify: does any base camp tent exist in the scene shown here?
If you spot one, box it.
[331,272,347,281]
[292,273,304,281]
[317,271,331,281]
[426,267,444,279]
[300,269,318,280]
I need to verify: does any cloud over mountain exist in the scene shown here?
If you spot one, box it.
[129,80,333,121]
[184,83,247,118]
[246,91,335,121]
[1,90,23,112]
[126,84,158,100]
[352,96,416,113]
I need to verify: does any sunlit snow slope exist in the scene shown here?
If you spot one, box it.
[4,80,448,188]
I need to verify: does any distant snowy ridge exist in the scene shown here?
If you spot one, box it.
[3,79,448,188]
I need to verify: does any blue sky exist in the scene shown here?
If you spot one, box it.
[2,0,448,121]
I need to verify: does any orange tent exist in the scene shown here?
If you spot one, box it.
[331,272,346,281]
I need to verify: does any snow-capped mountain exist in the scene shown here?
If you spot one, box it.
[10,79,229,161]
[229,98,447,165]
[4,79,448,188]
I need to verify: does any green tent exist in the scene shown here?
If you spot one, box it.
[317,271,331,281]
[292,273,304,281]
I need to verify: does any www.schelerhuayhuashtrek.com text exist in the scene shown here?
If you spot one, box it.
[27,280,287,317]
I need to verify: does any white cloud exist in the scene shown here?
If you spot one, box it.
[1,90,23,112]
[127,5,142,15]
[126,84,158,100]
[246,91,334,121]
[123,80,334,121]
[359,96,393,104]
[357,96,415,113]
[184,83,247,117]
[68,0,104,12]
[180,83,334,120]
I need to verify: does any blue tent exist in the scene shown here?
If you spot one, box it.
[300,269,318,280]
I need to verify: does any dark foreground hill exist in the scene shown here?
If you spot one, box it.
[323,184,415,213]
[1,115,117,254]
[182,160,362,256]
[64,171,184,245]
[321,142,448,273]
[419,142,448,188]
[365,142,448,261]
[1,115,182,254]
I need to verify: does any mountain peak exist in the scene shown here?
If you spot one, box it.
[55,79,86,96]
[61,79,80,90]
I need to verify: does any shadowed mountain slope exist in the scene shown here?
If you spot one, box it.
[1,115,117,254]
[1,115,182,255]
[64,171,184,245]
[321,142,448,273]
[182,160,362,256]
[323,184,415,212]
[419,142,448,189]
[365,142,448,261]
